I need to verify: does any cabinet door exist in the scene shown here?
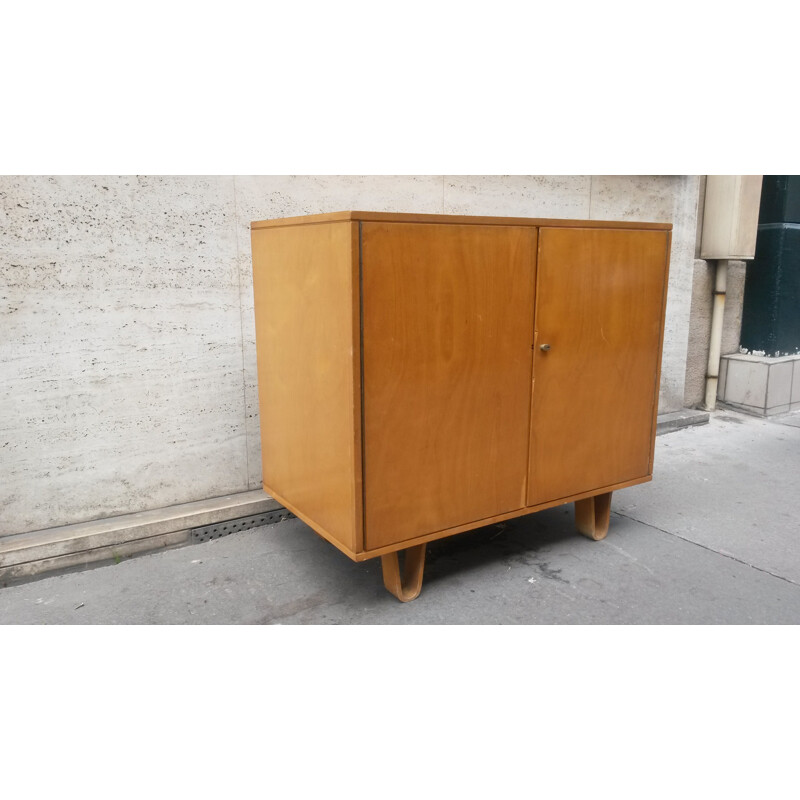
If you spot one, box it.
[362,222,536,550]
[527,227,670,506]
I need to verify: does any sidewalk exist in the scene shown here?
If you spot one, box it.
[2,409,799,624]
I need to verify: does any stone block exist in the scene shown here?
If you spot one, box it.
[719,353,800,417]
[766,360,793,409]
[723,357,768,410]
[793,361,800,403]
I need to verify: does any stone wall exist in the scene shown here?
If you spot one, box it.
[1,175,700,535]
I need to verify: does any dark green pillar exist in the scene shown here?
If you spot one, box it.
[740,176,800,356]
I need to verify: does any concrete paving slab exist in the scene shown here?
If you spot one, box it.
[616,409,800,585]
[775,410,800,428]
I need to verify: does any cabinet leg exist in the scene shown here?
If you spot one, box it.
[574,491,612,541]
[381,544,427,602]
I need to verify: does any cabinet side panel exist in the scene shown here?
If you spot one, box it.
[362,222,536,550]
[252,221,360,553]
[528,228,671,506]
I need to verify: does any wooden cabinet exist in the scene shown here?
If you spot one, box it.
[251,211,672,601]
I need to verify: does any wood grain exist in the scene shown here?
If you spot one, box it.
[381,544,427,602]
[527,227,671,506]
[575,491,613,541]
[249,213,671,583]
[361,222,536,550]
[251,221,362,553]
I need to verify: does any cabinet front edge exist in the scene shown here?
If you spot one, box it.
[264,473,653,563]
[354,474,654,561]
[251,212,673,232]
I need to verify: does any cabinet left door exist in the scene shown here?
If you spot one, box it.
[361,222,537,550]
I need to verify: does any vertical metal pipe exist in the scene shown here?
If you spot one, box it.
[704,259,728,410]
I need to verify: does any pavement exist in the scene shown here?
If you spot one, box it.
[2,408,799,624]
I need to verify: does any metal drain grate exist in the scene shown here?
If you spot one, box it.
[191,509,295,543]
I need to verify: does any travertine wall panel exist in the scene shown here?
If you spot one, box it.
[1,175,699,535]
[1,176,244,534]
[444,175,591,217]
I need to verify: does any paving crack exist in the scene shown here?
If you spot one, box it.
[614,511,800,589]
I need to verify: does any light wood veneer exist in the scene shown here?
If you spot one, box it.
[251,212,672,601]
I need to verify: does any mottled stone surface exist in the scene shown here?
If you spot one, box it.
[2,175,701,536]
[1,177,244,534]
[444,175,590,218]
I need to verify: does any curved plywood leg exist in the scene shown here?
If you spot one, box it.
[381,544,427,602]
[575,491,612,541]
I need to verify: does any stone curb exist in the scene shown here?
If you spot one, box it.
[0,490,280,585]
[656,409,710,435]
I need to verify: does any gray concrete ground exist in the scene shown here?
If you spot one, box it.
[2,408,799,624]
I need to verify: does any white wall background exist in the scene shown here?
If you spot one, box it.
[1,175,700,535]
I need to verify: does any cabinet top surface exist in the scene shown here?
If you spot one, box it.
[250,210,673,232]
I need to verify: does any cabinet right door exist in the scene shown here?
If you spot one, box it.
[527,227,671,507]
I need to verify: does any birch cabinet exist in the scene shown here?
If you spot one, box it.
[251,212,672,601]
